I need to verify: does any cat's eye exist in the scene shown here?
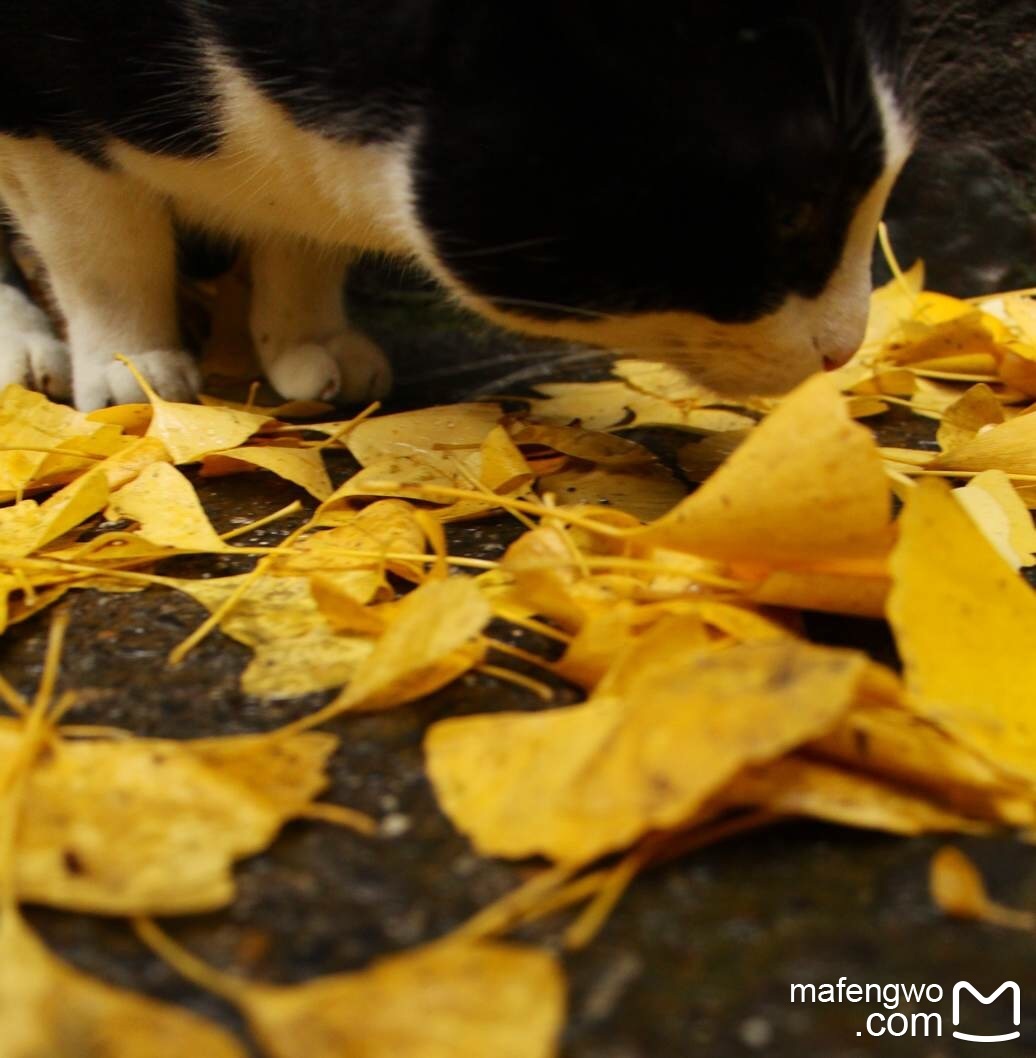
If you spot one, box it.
[774,202,817,240]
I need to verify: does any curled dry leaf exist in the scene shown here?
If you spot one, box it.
[321,576,491,715]
[723,757,985,836]
[636,374,893,566]
[0,910,246,1058]
[810,702,1036,827]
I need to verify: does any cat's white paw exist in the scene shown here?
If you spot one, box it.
[73,349,202,410]
[264,330,392,404]
[0,285,71,398]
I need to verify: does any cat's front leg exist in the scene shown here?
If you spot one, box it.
[0,233,70,398]
[249,239,392,404]
[0,138,200,410]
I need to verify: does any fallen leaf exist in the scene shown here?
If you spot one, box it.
[121,359,269,464]
[930,407,1036,479]
[637,374,892,565]
[326,576,491,714]
[538,463,686,522]
[811,701,1035,826]
[5,721,338,913]
[427,633,867,864]
[955,470,1036,569]
[0,910,246,1057]
[282,500,428,602]
[173,576,374,698]
[889,479,1036,786]
[347,403,503,469]
[107,462,227,552]
[936,384,1005,451]
[143,927,564,1058]
[203,445,333,501]
[930,846,1036,929]
[724,757,985,836]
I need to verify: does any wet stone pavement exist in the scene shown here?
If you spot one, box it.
[5,262,1036,1058]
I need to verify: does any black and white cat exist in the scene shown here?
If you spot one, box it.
[0,1,913,410]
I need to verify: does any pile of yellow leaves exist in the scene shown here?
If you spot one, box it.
[5,257,1036,1055]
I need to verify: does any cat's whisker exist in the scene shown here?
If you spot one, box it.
[486,296,613,322]
[900,0,974,92]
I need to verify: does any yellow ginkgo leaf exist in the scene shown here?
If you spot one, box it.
[323,576,491,715]
[0,468,111,558]
[506,420,654,469]
[724,757,985,836]
[287,499,428,601]
[244,941,564,1058]
[889,479,1036,787]
[539,463,686,523]
[347,403,503,469]
[107,462,226,552]
[0,910,247,1057]
[427,634,867,865]
[203,445,333,501]
[527,379,687,431]
[811,701,1036,827]
[87,402,154,434]
[0,384,101,494]
[4,721,339,913]
[198,393,334,419]
[172,575,374,698]
[749,568,890,619]
[142,926,564,1058]
[94,435,171,491]
[962,470,1036,564]
[936,384,1005,451]
[954,475,1034,570]
[930,407,1036,478]
[120,358,270,464]
[637,374,892,565]
[930,846,1036,929]
[479,425,535,494]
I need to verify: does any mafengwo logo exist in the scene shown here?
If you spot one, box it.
[953,982,1021,1044]
[789,977,1025,1042]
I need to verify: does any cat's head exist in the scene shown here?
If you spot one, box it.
[412,0,913,394]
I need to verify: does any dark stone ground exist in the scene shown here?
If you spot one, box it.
[10,4,1036,1053]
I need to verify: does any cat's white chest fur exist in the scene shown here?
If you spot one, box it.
[108,63,420,256]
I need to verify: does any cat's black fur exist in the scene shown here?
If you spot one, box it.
[0,2,911,406]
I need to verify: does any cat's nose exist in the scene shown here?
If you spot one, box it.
[821,345,858,371]
[813,312,867,371]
